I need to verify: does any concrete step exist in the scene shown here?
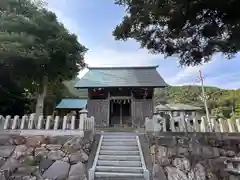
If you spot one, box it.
[95,172,144,178]
[97,160,142,167]
[96,166,143,173]
[100,150,139,155]
[101,145,138,151]
[99,155,141,161]
[103,136,136,139]
[95,178,144,180]
[103,138,136,142]
[102,141,137,146]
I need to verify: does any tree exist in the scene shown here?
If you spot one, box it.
[0,64,30,116]
[113,0,240,66]
[0,0,87,116]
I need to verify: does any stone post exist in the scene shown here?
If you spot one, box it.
[193,118,200,132]
[227,118,236,133]
[71,116,76,130]
[79,109,88,130]
[211,117,220,132]
[236,118,240,132]
[28,113,35,129]
[180,117,186,132]
[156,113,166,132]
[20,115,27,129]
[219,118,225,132]
[11,115,19,129]
[62,116,68,130]
[145,117,151,132]
[3,115,11,129]
[54,116,60,130]
[200,116,207,132]
[37,115,43,129]
[45,116,51,130]
[171,118,176,132]
[90,116,95,133]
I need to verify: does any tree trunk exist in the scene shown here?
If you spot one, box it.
[35,76,48,124]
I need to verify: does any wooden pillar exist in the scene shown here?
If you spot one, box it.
[120,102,123,127]
[108,91,110,127]
[131,91,134,127]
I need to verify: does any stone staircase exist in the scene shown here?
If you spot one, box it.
[88,133,149,180]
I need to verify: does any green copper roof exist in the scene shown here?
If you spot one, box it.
[56,99,87,109]
[75,66,168,88]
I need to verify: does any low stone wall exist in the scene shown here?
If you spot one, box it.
[147,132,240,180]
[0,131,94,180]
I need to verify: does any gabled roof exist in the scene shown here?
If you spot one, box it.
[155,104,172,111]
[74,66,168,88]
[166,103,202,110]
[156,103,202,111]
[56,98,87,109]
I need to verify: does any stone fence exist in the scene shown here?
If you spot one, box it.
[0,109,95,132]
[145,114,240,133]
[0,131,94,180]
[148,133,240,180]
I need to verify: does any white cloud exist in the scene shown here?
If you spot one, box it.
[45,1,86,44]
[84,48,160,67]
[45,1,240,89]
[46,1,164,78]
[167,57,218,86]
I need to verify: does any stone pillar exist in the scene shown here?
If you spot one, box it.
[90,116,95,132]
[71,116,76,130]
[227,118,236,133]
[45,116,51,130]
[54,116,60,130]
[210,117,220,132]
[156,113,166,132]
[200,116,207,132]
[28,113,35,129]
[193,118,200,132]
[219,118,225,132]
[11,115,19,129]
[3,115,11,129]
[62,116,68,130]
[20,115,27,129]
[209,118,215,132]
[145,117,151,132]
[180,117,186,132]
[236,118,240,132]
[37,115,43,129]
[79,109,88,130]
[171,118,176,132]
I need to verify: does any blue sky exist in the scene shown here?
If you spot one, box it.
[46,0,240,89]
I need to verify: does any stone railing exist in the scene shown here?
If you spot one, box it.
[145,114,240,133]
[0,109,95,132]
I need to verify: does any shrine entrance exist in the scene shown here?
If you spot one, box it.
[109,99,132,127]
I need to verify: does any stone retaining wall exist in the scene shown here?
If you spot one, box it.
[147,132,240,180]
[0,131,94,180]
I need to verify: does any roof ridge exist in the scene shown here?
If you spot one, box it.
[88,65,159,69]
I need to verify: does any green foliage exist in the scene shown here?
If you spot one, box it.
[113,0,240,66]
[1,0,87,86]
[235,104,240,117]
[0,0,87,115]
[155,86,240,118]
[0,64,30,115]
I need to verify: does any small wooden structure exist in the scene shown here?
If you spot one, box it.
[55,98,87,117]
[155,103,202,118]
[75,66,168,128]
